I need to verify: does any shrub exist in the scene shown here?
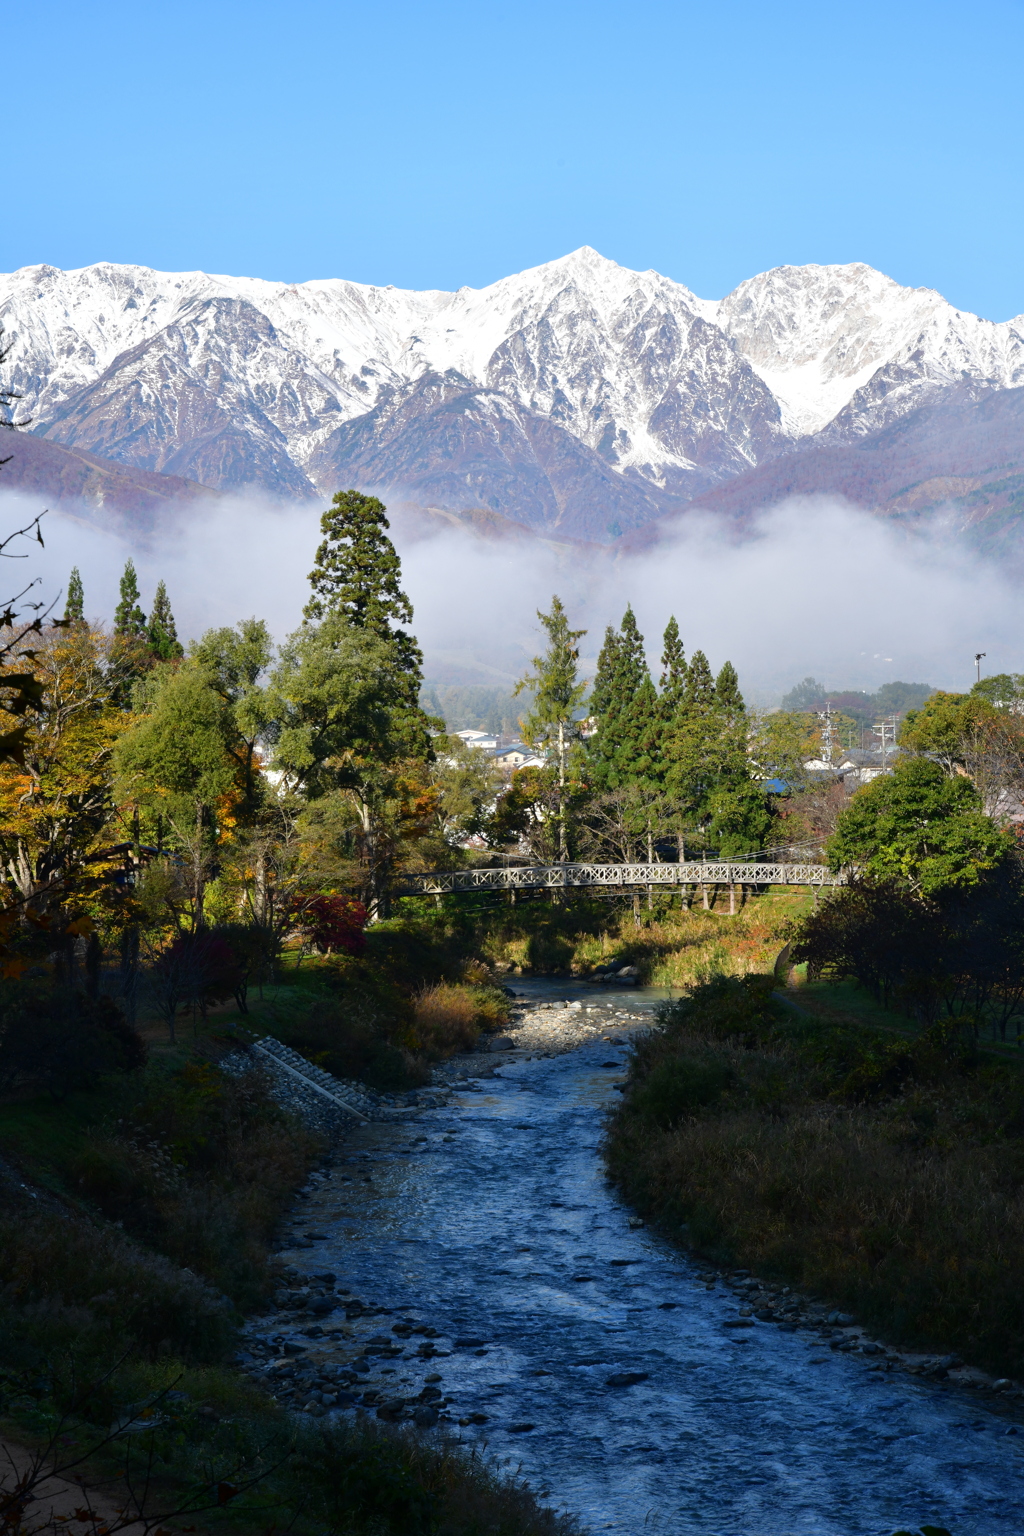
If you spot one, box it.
[407,982,510,1058]
[294,894,368,955]
[607,973,1024,1375]
[0,1208,235,1363]
[630,1055,735,1127]
[0,984,146,1098]
[410,983,481,1056]
[285,998,428,1091]
[293,1417,583,1536]
[67,1063,324,1308]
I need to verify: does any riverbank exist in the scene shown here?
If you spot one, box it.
[0,1020,583,1536]
[240,989,1023,1535]
[426,884,810,987]
[605,972,1024,1391]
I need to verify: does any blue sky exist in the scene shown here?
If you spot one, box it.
[6,0,1024,317]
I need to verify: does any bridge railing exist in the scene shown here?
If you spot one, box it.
[397,861,843,895]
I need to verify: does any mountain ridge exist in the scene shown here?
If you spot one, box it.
[3,248,1024,542]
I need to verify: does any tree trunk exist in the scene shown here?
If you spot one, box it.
[193,799,206,929]
[558,719,568,862]
[120,926,140,1029]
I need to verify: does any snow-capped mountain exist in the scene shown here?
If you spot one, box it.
[2,247,1023,540]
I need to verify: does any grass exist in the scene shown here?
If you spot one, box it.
[436,885,814,985]
[407,981,511,1056]
[0,976,578,1536]
[0,1333,584,1536]
[606,973,1024,1378]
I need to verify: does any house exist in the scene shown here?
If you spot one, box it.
[491,742,546,772]
[454,729,499,752]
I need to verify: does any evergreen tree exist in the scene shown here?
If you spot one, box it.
[113,560,147,639]
[685,649,715,710]
[147,580,184,660]
[304,488,423,704]
[64,567,84,624]
[659,616,688,715]
[516,596,587,861]
[587,606,653,791]
[589,626,622,722]
[714,660,744,716]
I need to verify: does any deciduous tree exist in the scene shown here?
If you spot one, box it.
[828,756,1011,894]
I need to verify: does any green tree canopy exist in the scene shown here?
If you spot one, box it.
[115,666,239,820]
[685,649,715,710]
[659,616,688,718]
[113,560,147,639]
[147,580,183,661]
[304,488,423,685]
[715,660,744,716]
[781,676,828,712]
[114,665,243,926]
[64,567,84,624]
[516,595,587,860]
[971,673,1024,711]
[827,756,1011,894]
[190,619,275,813]
[899,691,995,773]
[586,605,653,793]
[267,612,432,912]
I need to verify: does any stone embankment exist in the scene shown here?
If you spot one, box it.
[221,1035,449,1133]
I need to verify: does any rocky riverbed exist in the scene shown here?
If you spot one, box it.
[235,987,1024,1534]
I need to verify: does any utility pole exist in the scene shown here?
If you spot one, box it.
[872,714,897,772]
[816,703,835,768]
[975,652,986,684]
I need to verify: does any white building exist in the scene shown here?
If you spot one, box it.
[454,729,499,752]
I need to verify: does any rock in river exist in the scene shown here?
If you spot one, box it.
[606,1371,649,1388]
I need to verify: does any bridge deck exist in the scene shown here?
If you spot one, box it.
[399,861,841,895]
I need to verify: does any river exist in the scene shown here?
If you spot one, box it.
[268,983,1024,1535]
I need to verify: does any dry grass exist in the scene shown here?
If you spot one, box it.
[66,1063,325,1310]
[475,888,809,984]
[406,982,511,1058]
[0,1206,236,1364]
[607,975,1024,1376]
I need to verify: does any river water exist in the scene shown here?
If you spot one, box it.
[287,985,1024,1535]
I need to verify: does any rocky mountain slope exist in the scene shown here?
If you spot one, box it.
[2,248,1023,542]
[0,430,216,525]
[622,385,1024,561]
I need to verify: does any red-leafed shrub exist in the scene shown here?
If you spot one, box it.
[294,894,367,955]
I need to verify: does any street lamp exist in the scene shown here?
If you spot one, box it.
[975,652,987,684]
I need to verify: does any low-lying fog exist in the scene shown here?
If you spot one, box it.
[1,488,1013,703]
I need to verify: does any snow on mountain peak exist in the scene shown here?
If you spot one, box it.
[2,249,1024,533]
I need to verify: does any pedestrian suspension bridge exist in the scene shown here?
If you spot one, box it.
[399,861,843,911]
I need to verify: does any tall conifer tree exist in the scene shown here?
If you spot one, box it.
[148,580,184,660]
[113,560,147,639]
[590,626,622,722]
[659,617,688,709]
[304,489,423,703]
[64,567,84,624]
[715,660,744,716]
[587,607,652,791]
[685,649,715,710]
[516,596,587,861]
